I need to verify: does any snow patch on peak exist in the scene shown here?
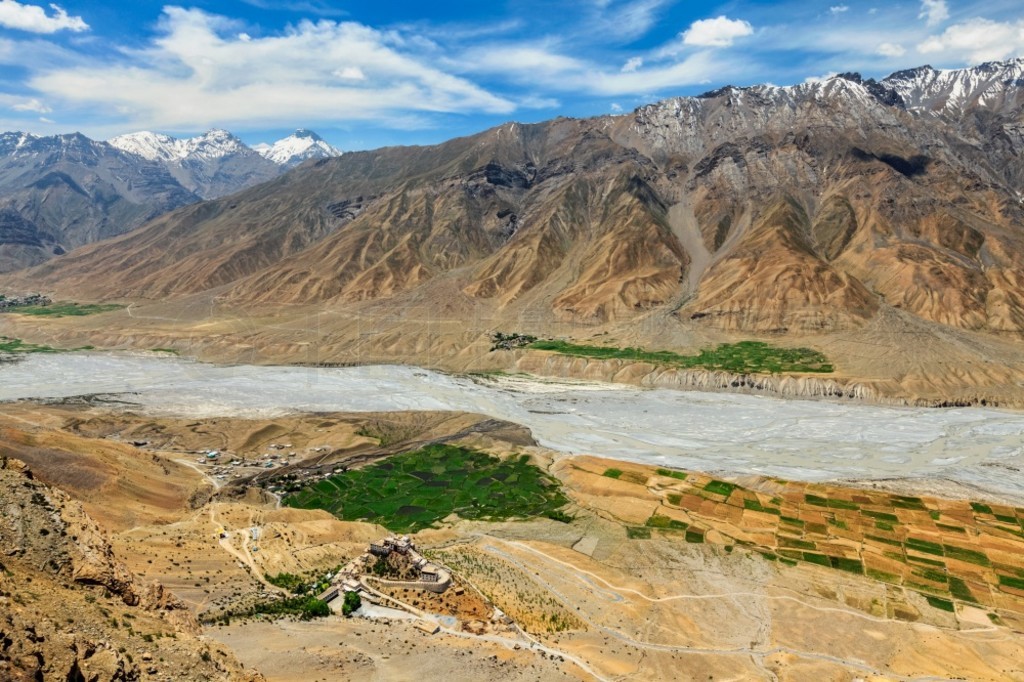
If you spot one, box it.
[109,131,181,162]
[255,129,341,168]
[179,129,251,161]
[882,58,1024,115]
[110,129,255,163]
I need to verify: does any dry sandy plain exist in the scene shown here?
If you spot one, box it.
[2,401,1024,681]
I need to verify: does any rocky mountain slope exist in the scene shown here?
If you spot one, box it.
[4,60,1024,402]
[0,455,262,681]
[0,132,199,271]
[0,128,340,273]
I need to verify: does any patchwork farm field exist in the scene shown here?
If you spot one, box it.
[283,444,569,532]
[564,457,1024,628]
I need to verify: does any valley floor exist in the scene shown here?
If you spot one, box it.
[2,400,1024,681]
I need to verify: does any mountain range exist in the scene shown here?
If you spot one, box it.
[0,128,341,272]
[4,59,1024,403]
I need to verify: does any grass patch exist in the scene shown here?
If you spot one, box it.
[666,493,683,506]
[925,596,955,613]
[646,515,688,531]
[948,576,977,603]
[626,526,651,539]
[935,523,966,534]
[875,521,895,531]
[829,557,864,574]
[942,544,990,567]
[284,445,568,533]
[602,468,623,479]
[150,347,179,355]
[685,529,705,543]
[0,336,59,353]
[779,537,816,551]
[209,595,331,622]
[545,509,574,523]
[703,480,736,497]
[656,468,688,480]
[265,572,306,593]
[912,567,948,584]
[905,538,944,556]
[862,510,900,522]
[528,339,833,374]
[970,502,994,515]
[802,553,831,567]
[997,575,1024,590]
[805,494,859,510]
[743,498,765,512]
[828,518,848,530]
[9,302,123,317]
[866,568,901,583]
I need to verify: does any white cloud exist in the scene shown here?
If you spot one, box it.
[621,56,643,72]
[456,39,729,97]
[11,96,49,112]
[610,102,623,112]
[803,72,838,84]
[876,42,906,57]
[918,0,949,28]
[830,5,849,15]
[28,7,514,131]
[0,0,87,34]
[918,18,1024,62]
[681,16,753,48]
[585,0,668,42]
[458,44,587,77]
[518,94,559,109]
[334,66,365,80]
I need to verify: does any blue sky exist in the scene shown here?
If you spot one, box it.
[0,0,1022,149]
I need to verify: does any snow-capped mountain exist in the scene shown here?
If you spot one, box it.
[0,126,339,271]
[0,132,198,271]
[881,59,1024,116]
[253,129,342,168]
[109,129,280,200]
[110,129,255,163]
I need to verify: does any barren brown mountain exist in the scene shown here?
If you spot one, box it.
[4,61,1024,403]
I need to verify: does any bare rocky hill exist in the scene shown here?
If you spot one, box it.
[0,455,263,681]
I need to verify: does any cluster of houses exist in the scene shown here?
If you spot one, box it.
[0,293,50,310]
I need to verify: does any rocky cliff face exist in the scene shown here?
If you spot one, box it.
[0,456,262,681]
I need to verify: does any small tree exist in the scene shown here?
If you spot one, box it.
[342,590,361,617]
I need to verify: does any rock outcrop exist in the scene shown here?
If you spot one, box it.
[0,456,263,681]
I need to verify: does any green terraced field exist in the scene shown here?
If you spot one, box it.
[528,339,833,374]
[283,444,569,533]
